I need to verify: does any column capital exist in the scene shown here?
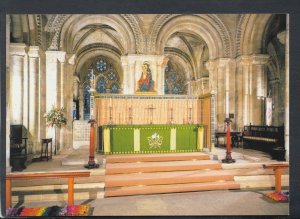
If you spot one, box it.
[217,58,235,67]
[9,43,27,56]
[45,50,66,63]
[236,55,252,65]
[28,46,42,58]
[205,59,217,70]
[67,54,76,65]
[251,54,270,65]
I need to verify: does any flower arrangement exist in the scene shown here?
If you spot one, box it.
[44,106,67,128]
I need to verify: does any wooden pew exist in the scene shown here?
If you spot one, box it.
[6,171,90,208]
[242,125,285,161]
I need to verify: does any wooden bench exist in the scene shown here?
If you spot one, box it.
[6,171,90,208]
[263,163,289,193]
[242,125,285,161]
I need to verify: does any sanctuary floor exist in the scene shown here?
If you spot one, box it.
[9,147,289,216]
[18,189,289,216]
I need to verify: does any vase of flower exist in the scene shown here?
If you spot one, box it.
[44,106,67,155]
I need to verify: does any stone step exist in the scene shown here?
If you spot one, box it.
[106,160,221,175]
[11,188,104,204]
[234,175,289,189]
[106,152,210,163]
[104,181,240,197]
[104,168,281,187]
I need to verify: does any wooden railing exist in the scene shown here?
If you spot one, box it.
[263,163,289,193]
[6,171,90,208]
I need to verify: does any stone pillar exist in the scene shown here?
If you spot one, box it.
[215,58,236,130]
[251,55,269,125]
[285,15,289,161]
[27,46,41,153]
[205,60,218,130]
[269,79,280,125]
[121,56,129,94]
[62,54,76,150]
[9,43,27,125]
[38,51,46,148]
[215,59,229,131]
[236,56,248,130]
[23,52,29,130]
[45,50,66,153]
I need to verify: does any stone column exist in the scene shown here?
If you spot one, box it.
[121,56,129,94]
[205,60,218,130]
[9,43,27,125]
[216,59,228,131]
[251,54,269,125]
[269,79,280,125]
[62,54,76,150]
[156,56,165,95]
[23,52,29,130]
[129,60,135,94]
[45,51,66,153]
[27,46,41,153]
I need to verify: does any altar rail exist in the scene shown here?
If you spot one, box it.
[6,171,90,208]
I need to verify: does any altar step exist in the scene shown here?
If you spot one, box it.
[104,153,290,197]
[106,152,210,163]
[106,160,221,175]
[104,153,238,197]
[105,181,240,197]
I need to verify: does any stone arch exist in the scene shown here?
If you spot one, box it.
[46,14,142,54]
[149,14,232,58]
[164,48,194,81]
[237,14,273,55]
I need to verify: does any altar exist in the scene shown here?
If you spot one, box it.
[102,124,204,154]
[93,94,212,154]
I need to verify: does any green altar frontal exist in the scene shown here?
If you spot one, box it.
[102,124,204,154]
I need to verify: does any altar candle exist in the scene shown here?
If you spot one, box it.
[109,98,112,107]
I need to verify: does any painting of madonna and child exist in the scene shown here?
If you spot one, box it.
[5,13,290,216]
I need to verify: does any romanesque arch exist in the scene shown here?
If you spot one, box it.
[148,14,232,59]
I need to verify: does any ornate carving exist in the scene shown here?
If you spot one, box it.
[35,15,42,47]
[148,14,177,54]
[121,14,145,54]
[235,14,250,56]
[47,15,71,50]
[207,15,233,57]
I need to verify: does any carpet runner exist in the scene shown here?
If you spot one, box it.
[6,205,90,217]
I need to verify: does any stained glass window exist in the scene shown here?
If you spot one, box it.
[96,59,107,72]
[108,70,115,80]
[96,77,106,93]
[83,56,121,120]
[111,83,119,93]
[164,62,187,95]
[83,83,91,120]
